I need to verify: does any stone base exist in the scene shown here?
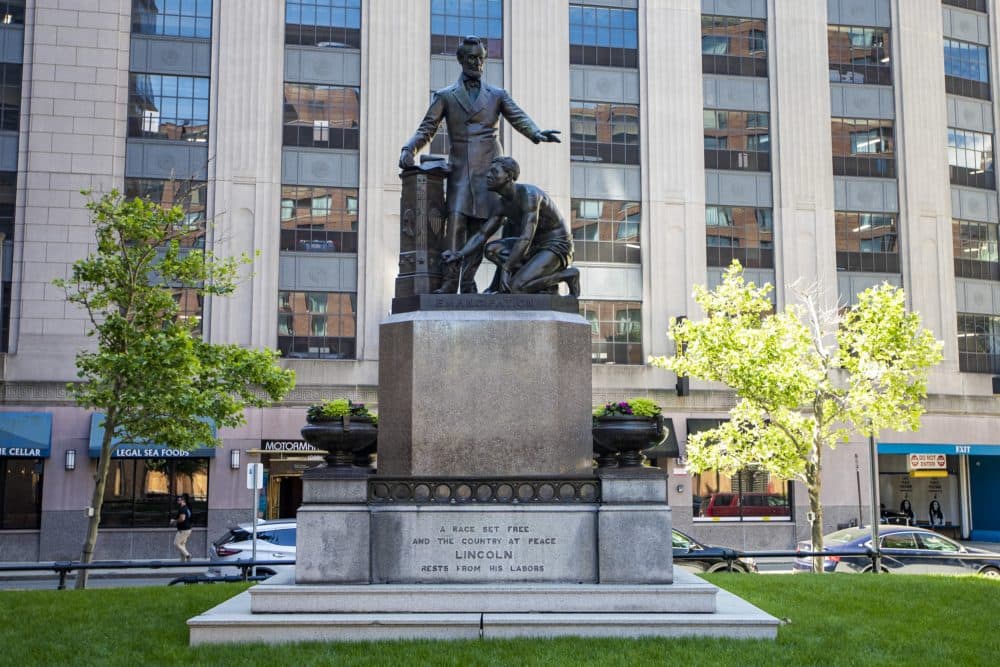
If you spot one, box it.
[187,570,780,644]
[377,308,593,477]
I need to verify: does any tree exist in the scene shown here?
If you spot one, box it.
[650,262,942,570]
[55,192,296,588]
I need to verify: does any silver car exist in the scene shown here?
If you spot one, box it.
[207,519,296,578]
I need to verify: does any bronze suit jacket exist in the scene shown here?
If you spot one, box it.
[403,77,542,219]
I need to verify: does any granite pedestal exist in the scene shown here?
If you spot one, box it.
[188,301,779,642]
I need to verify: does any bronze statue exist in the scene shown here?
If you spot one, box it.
[399,36,560,294]
[442,156,579,296]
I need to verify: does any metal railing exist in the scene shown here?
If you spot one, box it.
[0,558,295,590]
[2,547,994,589]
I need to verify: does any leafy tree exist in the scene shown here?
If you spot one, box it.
[56,192,296,588]
[650,262,942,570]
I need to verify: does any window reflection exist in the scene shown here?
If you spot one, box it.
[702,15,768,77]
[835,212,899,273]
[132,0,212,39]
[280,186,358,253]
[953,219,1000,280]
[283,84,360,150]
[0,457,43,530]
[828,25,891,85]
[571,199,640,263]
[705,206,773,268]
[944,38,990,99]
[581,300,642,365]
[570,101,640,165]
[431,0,503,58]
[958,312,1000,373]
[285,0,361,48]
[570,4,638,68]
[704,110,770,171]
[278,290,357,359]
[128,74,209,142]
[948,127,995,189]
[102,458,208,528]
[831,118,895,178]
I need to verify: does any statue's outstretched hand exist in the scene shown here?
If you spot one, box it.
[399,148,416,169]
[533,129,561,144]
[441,249,463,264]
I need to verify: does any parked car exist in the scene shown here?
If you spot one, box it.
[672,528,758,573]
[792,525,1000,576]
[207,519,297,578]
[699,492,791,518]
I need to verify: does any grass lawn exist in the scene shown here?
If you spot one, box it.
[1,574,996,666]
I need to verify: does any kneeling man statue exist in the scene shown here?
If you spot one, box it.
[442,156,580,296]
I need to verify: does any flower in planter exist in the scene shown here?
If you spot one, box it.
[593,397,662,420]
[306,399,378,425]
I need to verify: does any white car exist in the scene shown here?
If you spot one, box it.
[207,519,296,578]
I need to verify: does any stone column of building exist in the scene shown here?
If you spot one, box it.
[643,0,705,364]
[8,2,130,385]
[204,2,284,349]
[895,0,959,380]
[769,1,837,312]
[506,0,571,213]
[356,0,430,362]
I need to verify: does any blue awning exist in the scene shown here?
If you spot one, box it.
[0,412,52,458]
[878,443,1000,457]
[88,413,217,458]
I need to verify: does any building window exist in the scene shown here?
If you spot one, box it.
[701,15,768,77]
[123,178,208,334]
[128,74,209,142]
[283,83,360,150]
[570,199,640,264]
[280,185,359,253]
[581,300,642,365]
[278,290,357,359]
[0,457,42,530]
[705,206,773,269]
[0,2,24,25]
[285,0,361,49]
[953,219,999,280]
[0,171,14,351]
[131,0,212,39]
[948,127,995,189]
[694,467,792,521]
[835,212,899,273]
[831,118,896,178]
[431,0,503,59]
[958,313,1000,373]
[0,63,21,132]
[570,101,640,165]
[124,178,207,246]
[944,39,990,100]
[828,25,891,85]
[704,110,770,171]
[101,458,208,528]
[942,0,987,11]
[569,4,638,68]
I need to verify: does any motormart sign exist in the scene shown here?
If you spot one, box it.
[908,453,947,471]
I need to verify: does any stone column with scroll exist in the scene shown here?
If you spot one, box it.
[395,159,450,298]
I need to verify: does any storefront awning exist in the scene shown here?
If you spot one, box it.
[0,412,52,458]
[87,413,217,458]
[878,443,1000,456]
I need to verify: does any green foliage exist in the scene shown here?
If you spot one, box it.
[56,191,296,450]
[649,261,943,553]
[1,576,998,666]
[593,397,662,419]
[56,191,296,576]
[307,399,378,425]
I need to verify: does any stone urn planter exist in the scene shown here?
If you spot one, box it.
[592,414,666,468]
[301,415,378,471]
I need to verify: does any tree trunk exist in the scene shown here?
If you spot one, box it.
[807,446,825,573]
[75,409,117,589]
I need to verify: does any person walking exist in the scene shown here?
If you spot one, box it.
[171,493,193,561]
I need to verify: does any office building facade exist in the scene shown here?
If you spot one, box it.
[1,0,999,562]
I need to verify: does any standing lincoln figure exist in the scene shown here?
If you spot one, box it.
[399,36,560,293]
